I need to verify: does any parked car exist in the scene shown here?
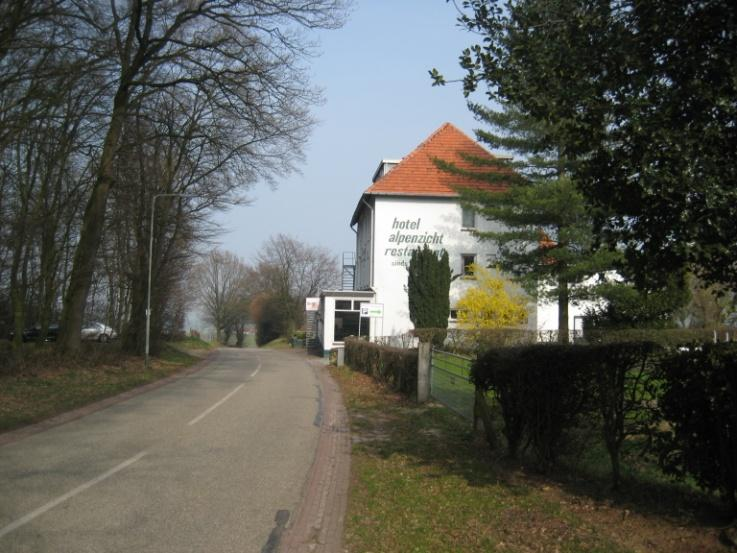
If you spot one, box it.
[8,324,60,342]
[81,322,116,342]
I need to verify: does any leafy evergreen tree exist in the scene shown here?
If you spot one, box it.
[441,0,737,291]
[407,245,452,332]
[436,103,619,340]
[584,277,690,330]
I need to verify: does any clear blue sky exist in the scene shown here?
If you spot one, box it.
[215,1,488,265]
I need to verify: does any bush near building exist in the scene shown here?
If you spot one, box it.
[344,337,417,396]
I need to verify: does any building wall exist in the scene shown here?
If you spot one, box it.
[354,194,600,337]
[355,202,372,290]
[357,195,509,336]
[319,292,375,354]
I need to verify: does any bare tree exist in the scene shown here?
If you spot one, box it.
[58,0,348,351]
[193,249,251,344]
[252,234,339,339]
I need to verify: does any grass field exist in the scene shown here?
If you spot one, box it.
[261,337,293,349]
[0,342,201,434]
[332,364,728,553]
[170,336,215,350]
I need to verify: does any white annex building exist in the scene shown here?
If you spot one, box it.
[316,123,592,354]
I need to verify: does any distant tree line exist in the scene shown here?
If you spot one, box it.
[0,0,347,356]
[193,235,339,346]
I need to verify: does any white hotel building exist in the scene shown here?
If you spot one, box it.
[316,123,590,354]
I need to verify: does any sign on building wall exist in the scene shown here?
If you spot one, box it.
[360,303,384,318]
[383,216,445,268]
[305,297,320,311]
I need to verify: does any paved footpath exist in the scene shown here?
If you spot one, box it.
[0,348,351,553]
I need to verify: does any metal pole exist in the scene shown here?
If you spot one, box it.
[145,196,157,369]
[145,193,197,369]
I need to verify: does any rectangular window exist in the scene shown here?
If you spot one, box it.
[461,206,476,229]
[335,299,352,310]
[449,309,459,321]
[461,254,476,276]
[334,312,370,341]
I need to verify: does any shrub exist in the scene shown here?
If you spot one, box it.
[407,245,451,346]
[472,341,663,484]
[586,341,663,489]
[344,337,418,396]
[584,327,727,347]
[656,343,737,513]
[472,344,594,468]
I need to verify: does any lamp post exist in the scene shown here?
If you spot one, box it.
[146,193,197,369]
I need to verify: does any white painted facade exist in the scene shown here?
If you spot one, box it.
[317,124,597,352]
[317,290,374,354]
[352,193,595,339]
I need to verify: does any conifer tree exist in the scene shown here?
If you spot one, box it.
[437,103,619,341]
[407,245,452,332]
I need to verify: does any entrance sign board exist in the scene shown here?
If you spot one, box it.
[305,297,320,311]
[360,303,384,318]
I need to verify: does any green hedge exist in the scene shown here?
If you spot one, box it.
[472,344,599,469]
[473,342,663,484]
[344,337,418,396]
[471,338,737,506]
[413,327,724,354]
[656,343,737,512]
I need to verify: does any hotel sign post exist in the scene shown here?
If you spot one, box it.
[359,303,384,338]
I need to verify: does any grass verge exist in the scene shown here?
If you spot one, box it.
[168,336,214,350]
[331,364,728,553]
[261,337,292,349]
[0,343,201,434]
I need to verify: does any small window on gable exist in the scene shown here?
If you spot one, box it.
[461,206,476,229]
[462,254,476,277]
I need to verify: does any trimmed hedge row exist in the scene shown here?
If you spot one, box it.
[344,337,418,396]
[657,343,737,513]
[472,341,737,507]
[413,327,726,355]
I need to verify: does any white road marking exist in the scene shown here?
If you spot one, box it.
[187,383,245,426]
[0,451,148,540]
[251,360,262,379]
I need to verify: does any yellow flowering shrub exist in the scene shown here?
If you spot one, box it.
[456,264,528,329]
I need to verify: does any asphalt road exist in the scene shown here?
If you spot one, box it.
[0,348,322,553]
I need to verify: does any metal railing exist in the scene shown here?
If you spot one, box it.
[430,348,475,420]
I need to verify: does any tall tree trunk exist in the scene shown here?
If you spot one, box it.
[558,277,569,344]
[58,89,128,352]
[122,222,148,355]
[9,190,31,350]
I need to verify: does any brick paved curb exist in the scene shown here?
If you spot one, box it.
[0,349,215,447]
[279,361,351,553]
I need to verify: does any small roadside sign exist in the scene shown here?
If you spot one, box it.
[360,303,384,318]
[305,297,320,311]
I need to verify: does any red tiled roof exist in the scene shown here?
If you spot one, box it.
[363,122,509,197]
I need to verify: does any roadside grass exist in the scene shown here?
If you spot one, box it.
[261,337,292,349]
[332,364,728,553]
[169,335,214,350]
[0,342,200,434]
